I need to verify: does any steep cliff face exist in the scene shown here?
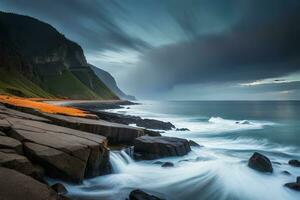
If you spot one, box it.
[0,12,118,99]
[90,65,136,100]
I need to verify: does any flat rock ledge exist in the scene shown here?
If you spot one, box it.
[0,167,60,200]
[134,136,191,160]
[0,104,110,183]
[14,106,148,145]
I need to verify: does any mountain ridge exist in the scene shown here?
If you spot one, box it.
[0,11,119,100]
[90,65,136,100]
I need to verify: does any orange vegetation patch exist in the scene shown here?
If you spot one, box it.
[0,95,88,117]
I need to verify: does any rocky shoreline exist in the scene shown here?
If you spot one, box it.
[0,101,192,200]
[0,101,300,200]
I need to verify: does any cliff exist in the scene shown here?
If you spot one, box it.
[0,12,118,100]
[90,65,136,100]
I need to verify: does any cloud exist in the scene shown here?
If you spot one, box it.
[2,0,300,99]
[0,0,150,51]
[125,0,300,97]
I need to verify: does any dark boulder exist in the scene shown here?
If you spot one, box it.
[281,171,291,176]
[176,128,190,131]
[288,160,300,167]
[129,189,165,200]
[51,183,68,195]
[161,162,174,168]
[189,140,201,147]
[135,119,175,130]
[153,161,163,165]
[134,136,191,160]
[284,177,300,191]
[90,110,175,131]
[248,152,273,173]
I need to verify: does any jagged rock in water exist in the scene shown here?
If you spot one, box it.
[281,170,291,176]
[288,159,300,167]
[134,136,191,160]
[248,152,273,173]
[161,162,174,168]
[284,177,300,191]
[176,128,190,131]
[0,167,58,200]
[129,189,165,200]
[135,119,175,130]
[189,140,202,147]
[90,111,175,131]
[51,183,68,195]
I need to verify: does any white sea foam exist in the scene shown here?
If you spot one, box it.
[57,102,300,200]
[60,150,300,200]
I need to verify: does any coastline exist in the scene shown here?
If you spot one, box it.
[0,97,186,199]
[1,98,300,200]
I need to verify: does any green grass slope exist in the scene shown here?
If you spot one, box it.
[70,67,118,100]
[0,69,54,98]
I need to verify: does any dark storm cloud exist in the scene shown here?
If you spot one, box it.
[128,0,300,95]
[0,0,149,51]
[1,0,300,99]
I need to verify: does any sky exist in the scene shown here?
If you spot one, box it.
[1,0,300,100]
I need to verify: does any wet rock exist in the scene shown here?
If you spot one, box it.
[189,140,201,147]
[129,189,164,200]
[135,119,175,130]
[176,128,190,131]
[51,183,68,195]
[288,159,300,167]
[248,152,273,173]
[241,120,251,125]
[143,129,161,137]
[272,161,281,165]
[0,167,58,200]
[284,177,300,191]
[0,151,41,178]
[153,161,163,165]
[38,112,145,145]
[90,110,175,131]
[161,162,174,168]
[6,117,110,183]
[281,170,291,176]
[134,136,191,160]
[0,104,50,123]
[0,119,11,132]
[0,135,23,154]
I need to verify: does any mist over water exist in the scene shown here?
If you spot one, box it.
[58,101,300,200]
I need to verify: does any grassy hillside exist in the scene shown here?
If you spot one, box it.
[0,11,119,100]
[0,68,53,98]
[70,67,117,99]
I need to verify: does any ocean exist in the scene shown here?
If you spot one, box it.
[60,101,300,200]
